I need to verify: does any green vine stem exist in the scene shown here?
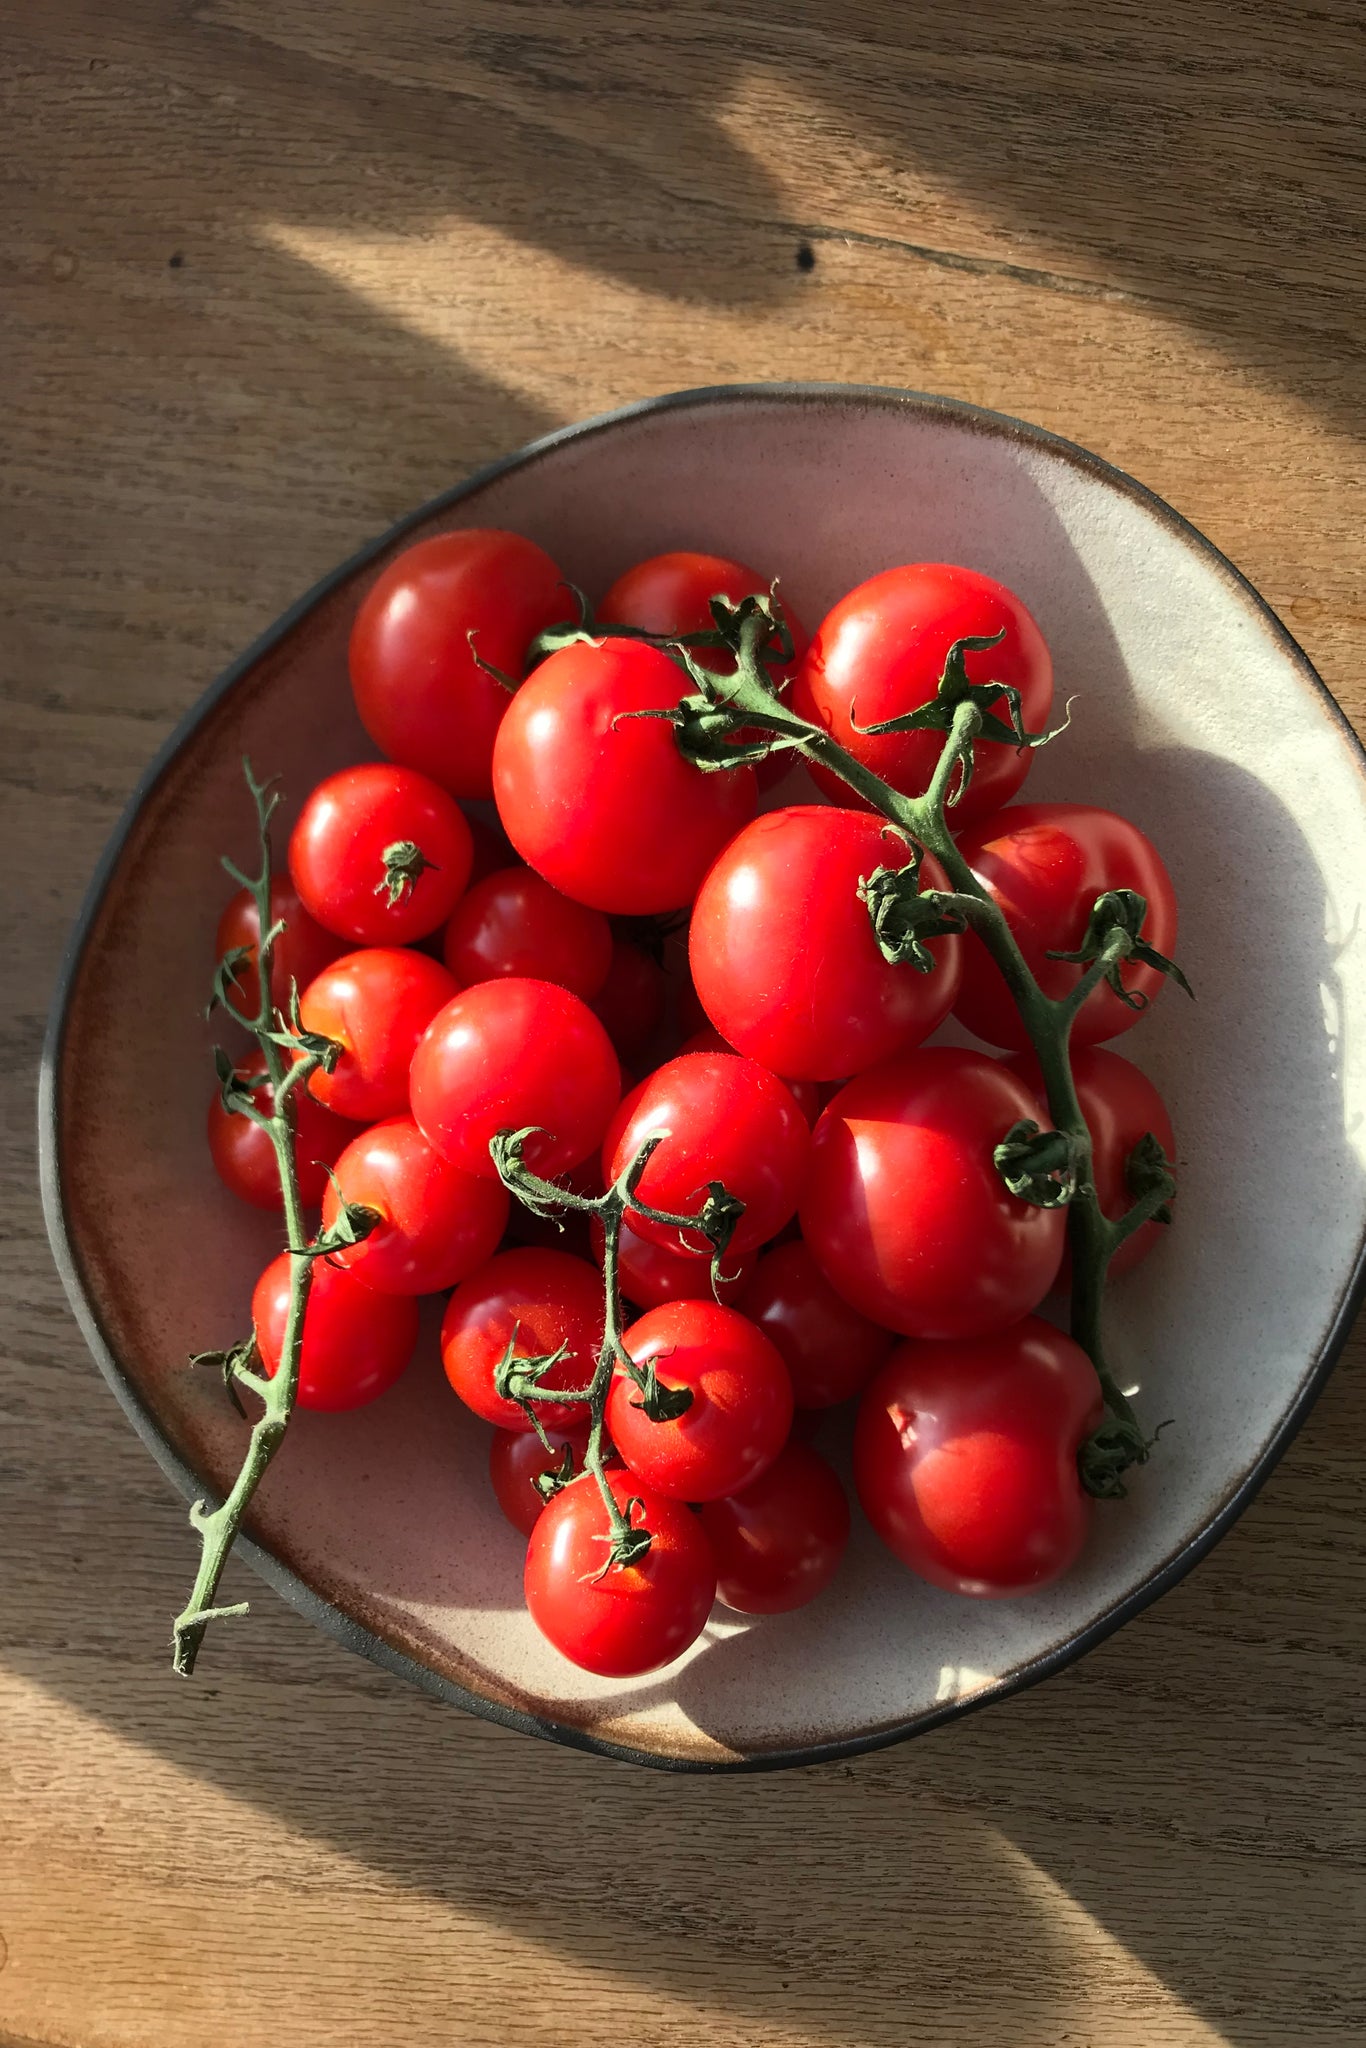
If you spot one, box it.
[488,1127,742,1564]
[536,595,1185,1495]
[172,762,361,1674]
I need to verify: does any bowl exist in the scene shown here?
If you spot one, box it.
[41,384,1366,1770]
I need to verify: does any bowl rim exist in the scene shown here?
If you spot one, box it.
[38,379,1366,1773]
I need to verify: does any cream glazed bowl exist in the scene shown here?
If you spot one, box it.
[41,385,1366,1770]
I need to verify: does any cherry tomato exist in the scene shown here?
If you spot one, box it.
[206,1065,353,1212]
[599,550,806,670]
[689,806,962,1080]
[792,563,1053,825]
[489,1424,591,1538]
[443,865,612,999]
[525,1469,717,1677]
[801,1046,1065,1338]
[698,1443,850,1614]
[678,1028,823,1127]
[953,802,1179,1049]
[350,529,572,800]
[440,1246,603,1431]
[610,1299,793,1500]
[492,638,757,913]
[589,940,666,1059]
[253,1250,418,1412]
[320,1115,508,1294]
[215,877,345,1022]
[288,763,472,948]
[410,977,621,1181]
[740,1239,895,1408]
[1004,1046,1177,1278]
[604,1052,810,1258]
[854,1319,1103,1596]
[299,948,458,1122]
[589,1214,755,1309]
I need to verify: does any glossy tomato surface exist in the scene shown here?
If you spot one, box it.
[689,806,962,1079]
[1006,1045,1177,1277]
[800,1046,1065,1338]
[215,877,346,1022]
[440,1246,604,1432]
[253,1251,419,1412]
[525,1469,717,1677]
[489,1423,591,1538]
[410,977,621,1181]
[953,802,1179,1049]
[793,563,1053,823]
[206,1065,352,1212]
[699,1442,850,1614]
[443,865,612,999]
[299,948,458,1122]
[492,638,757,914]
[854,1319,1103,1596]
[288,764,472,946]
[320,1115,508,1294]
[604,1051,810,1257]
[610,1299,793,1501]
[350,529,572,799]
[677,1028,823,1127]
[740,1239,895,1408]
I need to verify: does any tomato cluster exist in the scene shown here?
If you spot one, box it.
[205,533,1180,1681]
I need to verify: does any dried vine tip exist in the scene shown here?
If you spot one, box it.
[859,860,967,971]
[1077,1415,1164,1499]
[1047,888,1194,1006]
[1124,1131,1177,1223]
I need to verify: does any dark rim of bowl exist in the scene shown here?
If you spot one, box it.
[38,381,1366,1774]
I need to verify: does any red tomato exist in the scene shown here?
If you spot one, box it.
[492,638,757,913]
[689,806,963,1080]
[410,977,621,1182]
[801,1047,1066,1338]
[215,877,346,1022]
[599,550,805,665]
[953,802,1179,1049]
[1004,1046,1176,1278]
[604,1052,810,1258]
[792,563,1053,825]
[443,865,612,999]
[206,1066,352,1212]
[678,1028,823,1127]
[299,948,458,1122]
[740,1239,895,1408]
[464,809,518,884]
[349,529,572,800]
[440,1246,603,1431]
[320,1115,508,1294]
[253,1251,418,1412]
[610,1299,793,1500]
[589,1214,755,1309]
[288,764,472,947]
[525,1469,717,1677]
[489,1424,591,1538]
[699,1442,850,1614]
[854,1319,1103,1596]
[589,940,666,1059]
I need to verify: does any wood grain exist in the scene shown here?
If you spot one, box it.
[2,3,1365,2043]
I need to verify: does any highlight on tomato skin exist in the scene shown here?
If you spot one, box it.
[853,1318,1104,1597]
[524,1468,718,1677]
[299,947,459,1123]
[800,1046,1066,1340]
[609,1298,794,1502]
[320,1115,509,1296]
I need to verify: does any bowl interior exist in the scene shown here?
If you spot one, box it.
[49,388,1366,1766]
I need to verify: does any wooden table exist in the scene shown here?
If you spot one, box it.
[4,5,1365,2043]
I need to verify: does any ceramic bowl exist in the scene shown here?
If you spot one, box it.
[41,385,1366,1770]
